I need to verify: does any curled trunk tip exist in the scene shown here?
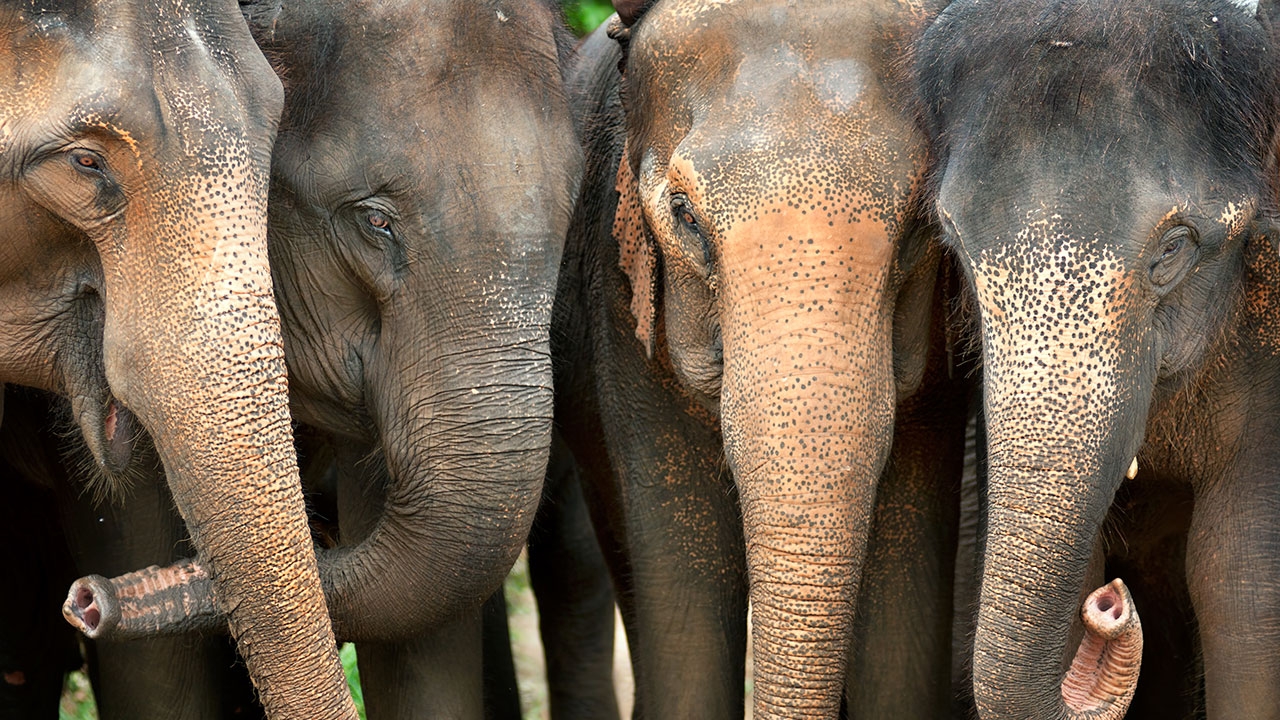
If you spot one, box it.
[1061,578,1143,719]
[62,560,221,640]
[63,575,115,639]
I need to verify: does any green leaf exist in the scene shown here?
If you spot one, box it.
[341,643,368,720]
[564,0,615,36]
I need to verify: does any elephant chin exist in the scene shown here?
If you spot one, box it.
[1060,578,1143,719]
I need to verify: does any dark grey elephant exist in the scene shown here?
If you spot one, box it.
[917,1,1280,718]
[72,0,583,717]
[0,2,353,717]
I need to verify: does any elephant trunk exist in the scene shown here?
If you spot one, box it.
[63,345,551,645]
[63,211,355,718]
[969,249,1150,720]
[321,333,551,641]
[58,70,353,716]
[1061,579,1143,716]
[720,249,897,717]
[975,477,1145,720]
[71,279,556,646]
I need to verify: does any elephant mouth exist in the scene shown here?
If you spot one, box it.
[73,392,138,477]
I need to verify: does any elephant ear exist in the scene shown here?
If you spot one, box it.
[614,144,659,358]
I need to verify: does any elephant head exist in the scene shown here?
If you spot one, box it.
[610,0,946,713]
[916,1,1280,717]
[66,0,582,645]
[259,0,580,641]
[0,1,354,716]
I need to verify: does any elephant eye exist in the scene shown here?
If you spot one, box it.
[671,193,713,269]
[363,209,394,238]
[1150,224,1197,289]
[69,150,106,176]
[672,196,700,234]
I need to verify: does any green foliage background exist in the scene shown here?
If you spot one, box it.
[56,2,616,719]
[564,0,616,35]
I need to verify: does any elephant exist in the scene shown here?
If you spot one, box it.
[915,1,1280,718]
[0,2,354,717]
[553,0,971,717]
[67,0,584,717]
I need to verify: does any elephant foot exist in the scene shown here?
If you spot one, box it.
[63,559,222,640]
[1060,579,1143,720]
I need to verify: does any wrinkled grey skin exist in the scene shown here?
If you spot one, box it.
[918,1,1280,718]
[24,0,581,715]
[0,2,353,717]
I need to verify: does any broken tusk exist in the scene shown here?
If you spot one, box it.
[1126,458,1138,480]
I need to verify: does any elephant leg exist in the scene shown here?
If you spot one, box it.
[358,616,485,720]
[481,588,522,720]
[845,397,965,719]
[528,436,619,720]
[1187,465,1280,720]
[611,472,747,720]
[86,637,260,720]
[331,442,485,720]
[1105,480,1199,720]
[950,405,985,720]
[559,378,748,718]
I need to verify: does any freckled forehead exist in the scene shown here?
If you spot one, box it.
[635,0,878,66]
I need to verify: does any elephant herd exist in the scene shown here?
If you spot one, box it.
[2,0,1279,719]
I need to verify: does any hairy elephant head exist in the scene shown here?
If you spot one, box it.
[253,0,580,641]
[917,1,1280,718]
[611,0,946,714]
[0,1,354,717]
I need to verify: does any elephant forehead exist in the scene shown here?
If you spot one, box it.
[1,2,275,160]
[664,108,920,240]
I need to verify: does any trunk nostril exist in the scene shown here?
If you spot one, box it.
[1096,595,1114,613]
[75,586,94,610]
